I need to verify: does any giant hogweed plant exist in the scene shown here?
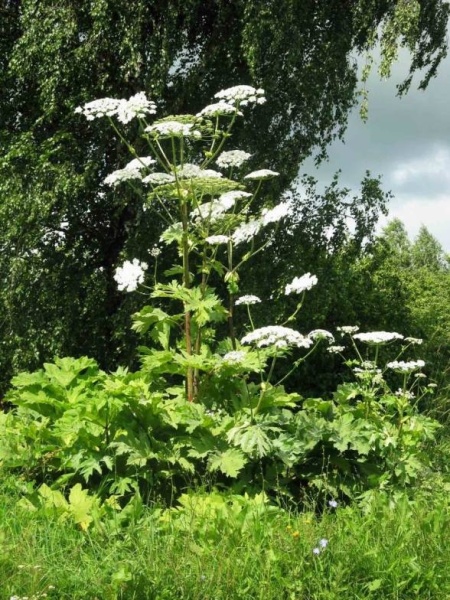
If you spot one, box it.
[0,87,440,506]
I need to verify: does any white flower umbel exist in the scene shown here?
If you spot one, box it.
[218,190,252,208]
[216,150,252,169]
[353,331,404,344]
[337,326,360,334]
[75,97,121,120]
[125,157,156,171]
[261,201,292,226]
[116,92,157,124]
[142,172,175,185]
[308,329,335,343]
[244,169,279,180]
[197,101,240,118]
[387,360,425,373]
[205,235,230,245]
[145,121,201,139]
[75,93,156,124]
[114,259,148,292]
[222,350,247,364]
[328,345,345,354]
[241,326,313,349]
[176,163,223,179]
[327,346,345,354]
[235,295,261,306]
[104,167,143,186]
[214,85,266,106]
[285,273,318,295]
[231,219,263,245]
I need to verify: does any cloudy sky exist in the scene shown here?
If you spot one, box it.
[302,48,450,252]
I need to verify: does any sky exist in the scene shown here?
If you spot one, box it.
[301,48,450,252]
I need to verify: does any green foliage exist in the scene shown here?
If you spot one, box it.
[1,0,448,393]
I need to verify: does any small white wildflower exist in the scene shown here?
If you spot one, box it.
[244,169,279,180]
[329,499,338,508]
[386,360,425,373]
[404,337,423,345]
[216,150,252,169]
[309,329,335,343]
[428,383,438,388]
[197,101,240,118]
[222,350,247,364]
[150,245,161,258]
[241,326,313,349]
[142,172,175,185]
[114,259,148,292]
[235,295,261,306]
[261,201,292,225]
[319,538,329,548]
[285,273,318,295]
[337,326,360,334]
[214,85,266,106]
[231,219,263,245]
[414,372,427,378]
[312,547,321,555]
[327,345,345,354]
[395,388,415,399]
[145,121,201,139]
[205,235,230,245]
[353,331,404,344]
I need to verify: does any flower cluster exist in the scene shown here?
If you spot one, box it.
[261,201,292,225]
[214,85,266,106]
[353,331,404,344]
[235,295,261,306]
[216,150,252,169]
[145,120,201,139]
[244,169,279,180]
[104,156,155,186]
[75,92,156,124]
[327,345,345,354]
[387,360,425,373]
[192,191,251,223]
[176,163,223,179]
[308,329,335,343]
[114,259,148,292]
[197,101,239,118]
[241,326,313,349]
[337,325,360,334]
[143,172,175,185]
[285,273,318,295]
[222,350,247,364]
[205,235,230,245]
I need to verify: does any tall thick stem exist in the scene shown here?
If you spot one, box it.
[181,202,194,402]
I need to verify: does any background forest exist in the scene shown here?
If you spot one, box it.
[1,1,450,599]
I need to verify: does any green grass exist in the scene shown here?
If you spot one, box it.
[1,477,450,600]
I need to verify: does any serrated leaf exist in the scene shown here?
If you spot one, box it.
[208,448,247,477]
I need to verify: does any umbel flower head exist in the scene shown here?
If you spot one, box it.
[285,273,318,295]
[353,331,404,344]
[241,326,313,349]
[387,360,425,373]
[114,259,148,292]
[75,92,156,124]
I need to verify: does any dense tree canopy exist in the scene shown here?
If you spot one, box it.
[0,0,448,393]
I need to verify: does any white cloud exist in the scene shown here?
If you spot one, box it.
[378,194,450,251]
[391,146,450,186]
